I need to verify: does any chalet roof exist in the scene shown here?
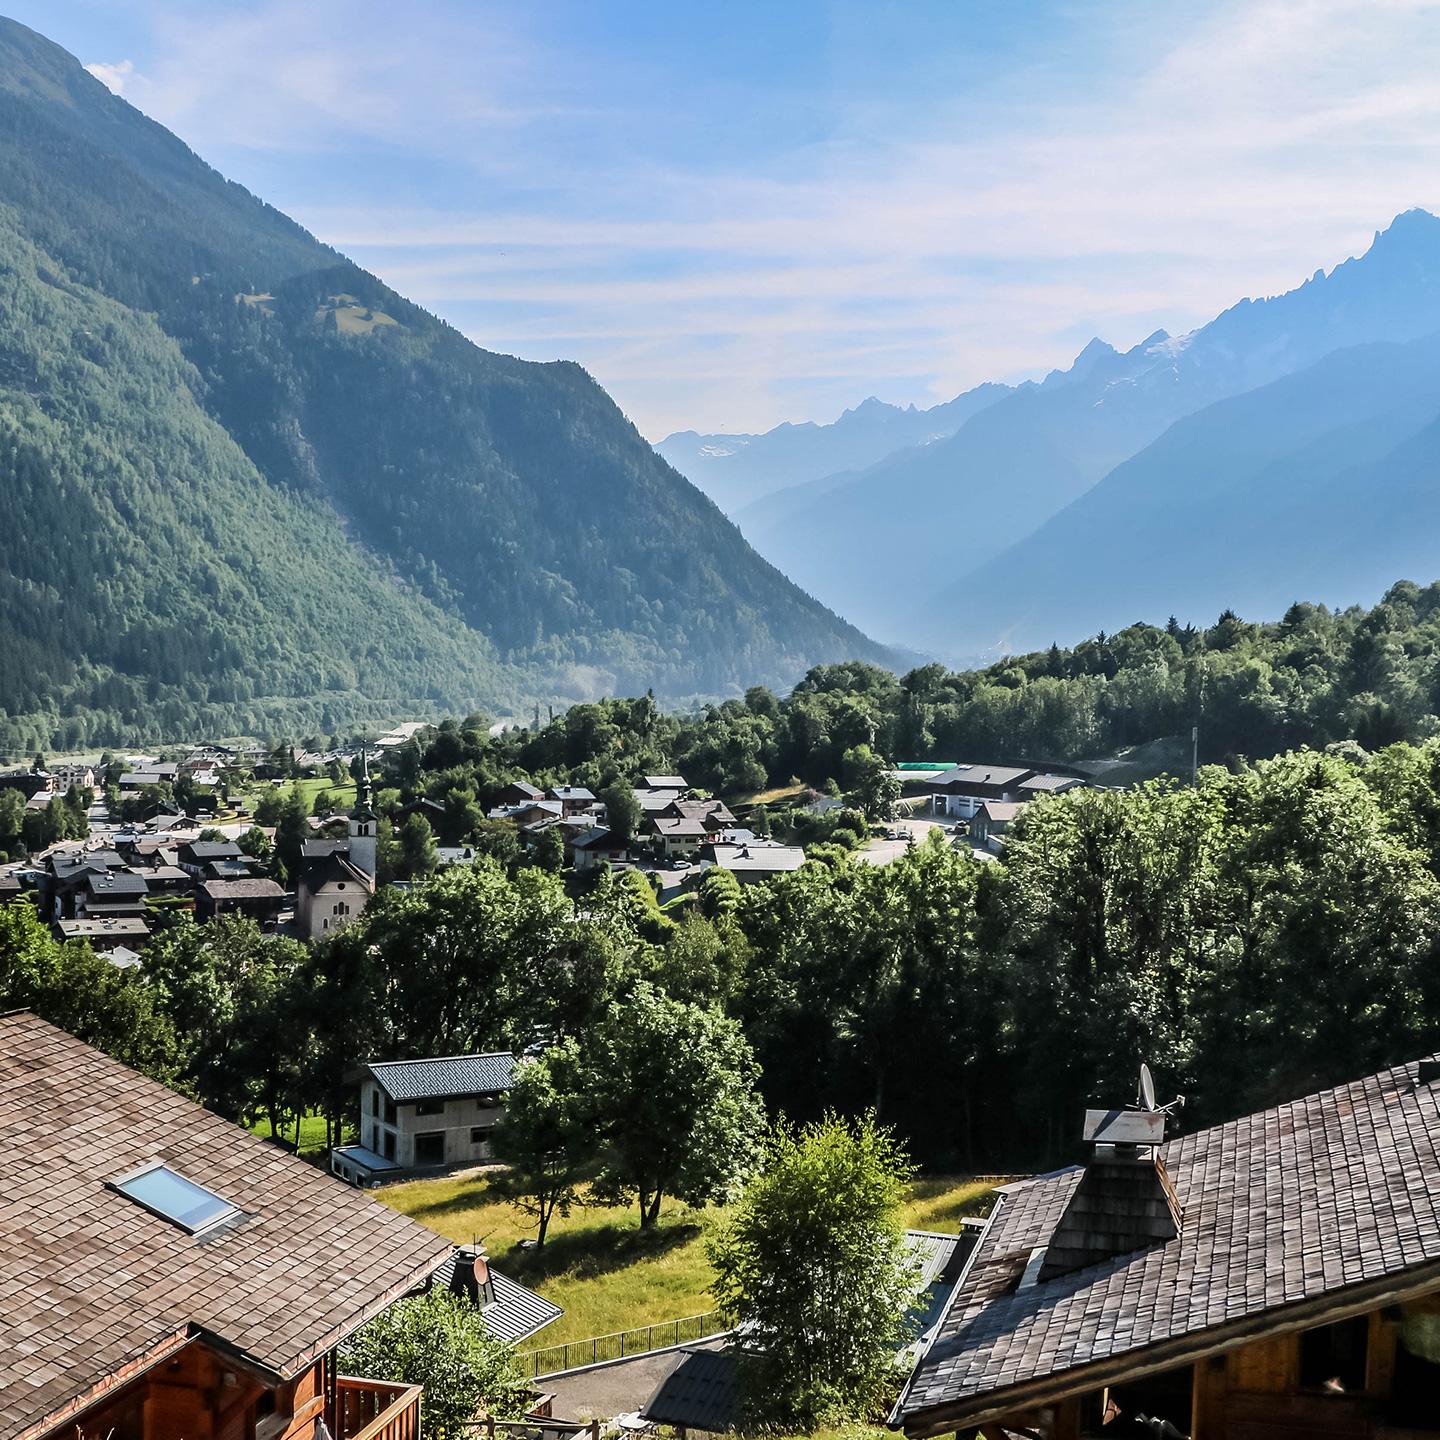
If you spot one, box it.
[200,878,286,902]
[548,785,595,802]
[55,917,151,939]
[1018,773,1085,794]
[708,844,806,874]
[978,800,1023,824]
[179,840,242,861]
[81,870,149,897]
[571,826,622,850]
[642,1348,738,1433]
[498,781,543,800]
[363,1052,518,1103]
[638,789,683,812]
[651,815,710,838]
[894,1054,1440,1434]
[643,775,688,791]
[0,1013,451,1440]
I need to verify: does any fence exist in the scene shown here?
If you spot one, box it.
[520,1311,724,1378]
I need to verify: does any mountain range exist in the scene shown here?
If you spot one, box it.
[0,17,883,752]
[663,209,1440,658]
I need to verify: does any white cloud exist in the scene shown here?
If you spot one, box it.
[84,58,135,95]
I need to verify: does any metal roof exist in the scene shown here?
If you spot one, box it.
[365,1052,518,1102]
[427,1254,563,1345]
[641,1347,738,1433]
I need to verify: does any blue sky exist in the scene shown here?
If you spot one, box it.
[9,1,1440,439]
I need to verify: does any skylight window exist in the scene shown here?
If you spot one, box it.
[112,1161,239,1234]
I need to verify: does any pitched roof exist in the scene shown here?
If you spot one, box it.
[708,844,806,874]
[641,1348,738,1433]
[179,840,242,861]
[299,850,373,892]
[200,878,286,901]
[571,826,622,850]
[548,785,595,802]
[427,1253,564,1345]
[364,1052,517,1102]
[1018,773,1085,793]
[0,1012,451,1440]
[922,764,1034,792]
[651,816,710,838]
[894,1054,1440,1434]
[80,869,149,897]
[643,775,688,791]
[977,801,1023,824]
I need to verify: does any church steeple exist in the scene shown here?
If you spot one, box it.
[348,746,378,877]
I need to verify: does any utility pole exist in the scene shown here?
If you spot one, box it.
[1191,725,1199,787]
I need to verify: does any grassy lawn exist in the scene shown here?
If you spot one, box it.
[378,1172,997,1351]
[247,1110,350,1158]
[236,776,357,815]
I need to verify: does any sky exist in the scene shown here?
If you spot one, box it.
[9,0,1440,440]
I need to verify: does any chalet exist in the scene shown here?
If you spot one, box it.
[547,784,597,816]
[643,774,689,792]
[648,814,712,855]
[197,877,286,925]
[494,780,543,807]
[971,800,1023,852]
[50,762,96,790]
[331,1052,518,1184]
[570,825,629,871]
[177,838,244,875]
[73,867,150,918]
[664,796,737,828]
[0,1010,449,1440]
[0,767,54,799]
[702,842,807,884]
[891,1057,1440,1439]
[54,915,152,951]
[489,798,563,826]
[44,848,128,918]
[396,796,447,824]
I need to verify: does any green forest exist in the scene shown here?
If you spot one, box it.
[7,738,1440,1174]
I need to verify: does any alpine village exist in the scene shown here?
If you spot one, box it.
[4,9,1440,1440]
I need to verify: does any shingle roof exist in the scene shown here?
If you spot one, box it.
[201,878,286,901]
[365,1052,517,1102]
[894,1055,1440,1433]
[0,1012,452,1440]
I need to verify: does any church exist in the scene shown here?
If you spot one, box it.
[295,759,378,942]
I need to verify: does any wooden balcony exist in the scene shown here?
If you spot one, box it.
[336,1375,423,1440]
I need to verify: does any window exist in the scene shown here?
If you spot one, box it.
[415,1099,445,1117]
[371,1089,380,1117]
[382,1129,396,1161]
[470,1125,494,1147]
[1300,1315,1369,1394]
[111,1162,238,1234]
[414,1131,446,1166]
[334,901,349,917]
[384,1095,397,1126]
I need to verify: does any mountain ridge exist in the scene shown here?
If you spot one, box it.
[0,16,887,751]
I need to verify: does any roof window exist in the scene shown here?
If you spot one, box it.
[111,1161,239,1234]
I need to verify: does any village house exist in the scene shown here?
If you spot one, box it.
[921,764,1037,819]
[701,841,807,884]
[547,784,597,816]
[642,774,689,792]
[647,813,712,856]
[891,1056,1440,1439]
[53,914,152,951]
[177,837,244,875]
[570,825,629,871]
[197,876,286,925]
[494,779,543,807]
[971,799,1023,852]
[49,761,95,790]
[331,1052,518,1184]
[0,766,55,799]
[0,1010,450,1440]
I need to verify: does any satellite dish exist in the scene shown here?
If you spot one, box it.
[1139,1062,1157,1112]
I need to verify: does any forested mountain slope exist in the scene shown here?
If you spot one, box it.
[0,17,883,751]
[741,211,1440,641]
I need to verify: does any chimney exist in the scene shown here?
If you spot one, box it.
[1037,1106,1181,1283]
[448,1243,496,1308]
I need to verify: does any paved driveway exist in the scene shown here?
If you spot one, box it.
[541,1338,727,1423]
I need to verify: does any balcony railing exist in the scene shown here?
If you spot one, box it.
[337,1375,424,1440]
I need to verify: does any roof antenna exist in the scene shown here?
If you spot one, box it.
[1133,1061,1186,1125]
